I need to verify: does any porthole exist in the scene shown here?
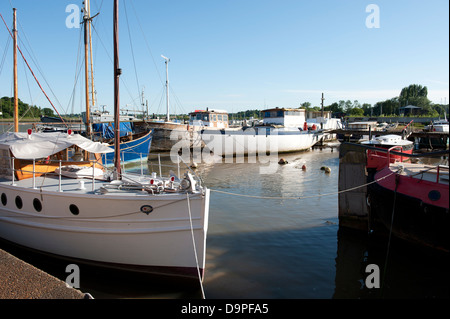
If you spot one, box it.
[428,190,441,201]
[1,193,7,206]
[33,198,42,212]
[15,196,23,209]
[69,204,79,215]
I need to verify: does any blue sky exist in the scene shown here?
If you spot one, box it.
[0,0,448,116]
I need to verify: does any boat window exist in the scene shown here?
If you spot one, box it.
[15,196,23,209]
[217,115,223,121]
[212,115,217,121]
[69,204,79,215]
[223,115,228,122]
[33,198,42,212]
[203,115,209,121]
[1,193,6,206]
[264,112,271,118]
[277,111,283,117]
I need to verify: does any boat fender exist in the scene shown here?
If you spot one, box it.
[301,164,306,170]
[303,122,308,131]
[278,158,288,165]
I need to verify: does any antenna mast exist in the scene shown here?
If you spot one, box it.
[161,55,170,122]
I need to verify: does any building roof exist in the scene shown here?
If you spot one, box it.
[399,105,422,110]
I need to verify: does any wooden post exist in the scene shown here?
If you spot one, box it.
[338,143,369,232]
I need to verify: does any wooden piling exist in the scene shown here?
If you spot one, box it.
[338,143,369,232]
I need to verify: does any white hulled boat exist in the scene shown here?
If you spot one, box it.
[0,2,210,281]
[196,108,323,156]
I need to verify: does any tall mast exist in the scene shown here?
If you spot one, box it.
[13,8,18,132]
[87,0,96,109]
[113,0,121,178]
[161,55,170,122]
[83,1,91,137]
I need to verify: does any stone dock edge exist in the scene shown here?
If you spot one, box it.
[0,248,93,299]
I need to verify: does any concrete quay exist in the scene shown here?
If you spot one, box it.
[0,248,91,299]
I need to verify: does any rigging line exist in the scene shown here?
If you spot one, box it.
[128,0,164,86]
[15,16,65,114]
[186,193,206,299]
[0,13,68,127]
[381,173,399,297]
[20,54,35,118]
[69,25,85,115]
[209,170,399,200]
[90,22,141,109]
[123,0,142,106]
[0,35,11,76]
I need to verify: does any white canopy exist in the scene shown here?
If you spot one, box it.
[0,132,114,159]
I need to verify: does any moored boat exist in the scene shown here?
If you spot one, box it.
[0,2,210,282]
[196,107,323,156]
[362,134,414,170]
[366,146,449,252]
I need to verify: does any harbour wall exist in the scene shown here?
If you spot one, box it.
[346,116,440,124]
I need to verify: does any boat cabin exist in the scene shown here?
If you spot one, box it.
[189,109,229,128]
[262,108,306,128]
[347,121,378,131]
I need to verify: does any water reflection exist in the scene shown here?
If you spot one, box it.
[0,147,448,299]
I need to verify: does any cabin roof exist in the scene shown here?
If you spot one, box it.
[0,132,113,159]
[262,108,304,113]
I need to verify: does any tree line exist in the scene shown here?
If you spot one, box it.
[0,96,56,119]
[2,84,448,121]
[229,84,448,119]
[304,84,448,118]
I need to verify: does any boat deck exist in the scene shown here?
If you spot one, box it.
[0,173,155,196]
[393,162,449,185]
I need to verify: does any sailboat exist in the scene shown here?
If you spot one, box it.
[81,0,153,166]
[0,4,210,281]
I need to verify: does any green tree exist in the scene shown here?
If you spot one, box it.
[398,84,431,110]
[42,107,55,117]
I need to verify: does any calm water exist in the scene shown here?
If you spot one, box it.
[1,146,449,299]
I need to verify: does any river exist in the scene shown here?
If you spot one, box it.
[0,146,448,299]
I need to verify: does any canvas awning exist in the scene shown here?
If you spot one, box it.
[0,132,114,159]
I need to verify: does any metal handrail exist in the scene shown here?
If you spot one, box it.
[4,152,203,192]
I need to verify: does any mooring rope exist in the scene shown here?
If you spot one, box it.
[209,170,398,200]
[186,193,206,299]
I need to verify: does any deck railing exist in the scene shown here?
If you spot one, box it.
[4,151,203,193]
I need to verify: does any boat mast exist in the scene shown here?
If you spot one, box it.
[113,0,121,179]
[87,0,96,111]
[13,8,18,132]
[83,1,91,137]
[161,55,170,122]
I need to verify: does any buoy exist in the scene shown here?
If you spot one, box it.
[320,166,331,173]
[301,164,306,170]
[278,158,288,165]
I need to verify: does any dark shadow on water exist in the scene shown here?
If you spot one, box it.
[333,228,450,299]
[0,237,204,299]
[1,221,448,299]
